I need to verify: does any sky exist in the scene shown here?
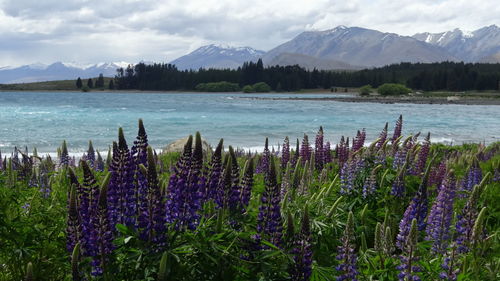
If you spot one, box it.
[0,0,499,67]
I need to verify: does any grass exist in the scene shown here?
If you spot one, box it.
[0,77,114,91]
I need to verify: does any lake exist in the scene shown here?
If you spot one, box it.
[0,91,499,154]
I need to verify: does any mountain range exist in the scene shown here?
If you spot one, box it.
[1,25,499,83]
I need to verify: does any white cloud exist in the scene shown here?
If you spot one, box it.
[0,0,498,66]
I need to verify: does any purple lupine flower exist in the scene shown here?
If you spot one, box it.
[87,141,96,168]
[281,136,290,170]
[290,207,313,281]
[138,146,166,244]
[439,245,460,281]
[413,133,430,175]
[300,134,311,165]
[240,158,254,210]
[315,127,324,170]
[324,141,332,164]
[165,133,204,230]
[391,115,403,144]
[66,185,81,254]
[60,140,70,168]
[257,159,282,247]
[131,119,149,233]
[91,176,114,276]
[428,160,447,188]
[107,128,137,228]
[426,171,456,254]
[337,136,349,166]
[455,184,480,254]
[0,150,3,170]
[79,161,101,257]
[393,137,411,170]
[376,122,389,150]
[362,166,380,199]
[461,159,482,192]
[205,139,223,202]
[227,146,241,211]
[340,160,355,195]
[95,151,104,172]
[397,219,422,281]
[391,168,406,197]
[256,138,270,174]
[352,129,366,152]
[397,167,430,249]
[336,211,358,281]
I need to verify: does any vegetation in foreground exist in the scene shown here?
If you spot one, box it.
[0,117,499,281]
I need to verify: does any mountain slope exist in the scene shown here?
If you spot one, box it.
[263,26,457,67]
[265,52,361,70]
[413,25,500,62]
[0,62,130,84]
[170,44,265,70]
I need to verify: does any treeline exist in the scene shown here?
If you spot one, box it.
[114,60,500,92]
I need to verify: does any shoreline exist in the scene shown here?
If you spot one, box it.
[240,95,500,106]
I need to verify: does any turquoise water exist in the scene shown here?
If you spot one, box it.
[0,91,499,154]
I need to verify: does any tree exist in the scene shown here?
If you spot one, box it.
[76,77,82,89]
[87,78,94,88]
[359,85,372,96]
[96,73,105,88]
[377,83,411,96]
[252,82,271,93]
[242,85,254,93]
[108,79,115,90]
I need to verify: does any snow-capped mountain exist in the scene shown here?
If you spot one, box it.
[263,26,457,67]
[169,44,265,70]
[0,62,132,84]
[413,25,500,62]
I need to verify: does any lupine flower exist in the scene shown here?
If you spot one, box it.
[95,151,104,172]
[240,158,254,210]
[391,115,403,144]
[439,245,460,281]
[362,166,380,198]
[281,136,290,170]
[138,146,166,244]
[87,141,96,168]
[324,141,332,164]
[397,168,430,249]
[91,174,114,276]
[426,171,456,254]
[257,159,282,246]
[0,150,3,170]
[315,126,324,170]
[461,158,482,192]
[300,134,311,165]
[217,146,241,212]
[60,140,70,168]
[107,128,137,228]
[66,185,81,254]
[256,138,270,174]
[455,184,480,253]
[376,122,389,150]
[79,161,101,257]
[397,219,421,281]
[336,211,358,281]
[340,157,364,195]
[290,206,313,281]
[413,133,430,175]
[391,167,406,197]
[393,136,412,170]
[337,136,349,166]
[352,129,366,152]
[205,139,223,202]
[428,160,447,188]
[131,119,150,233]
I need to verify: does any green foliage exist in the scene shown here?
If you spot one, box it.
[86,78,93,89]
[359,84,372,96]
[81,85,90,92]
[195,81,240,92]
[242,85,255,93]
[95,73,105,88]
[0,138,499,280]
[75,77,82,89]
[377,83,412,95]
[252,82,271,93]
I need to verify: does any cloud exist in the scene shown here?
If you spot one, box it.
[0,0,499,66]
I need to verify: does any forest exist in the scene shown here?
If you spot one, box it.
[113,60,500,92]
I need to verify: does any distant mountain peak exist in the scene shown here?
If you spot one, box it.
[170,44,265,70]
